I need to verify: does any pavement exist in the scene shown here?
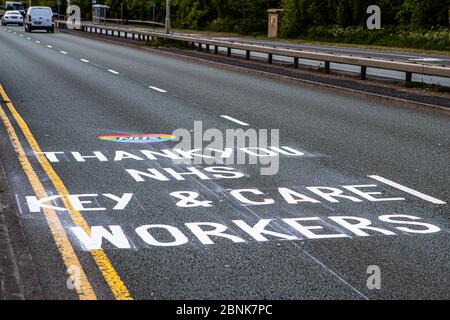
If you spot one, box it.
[0,25,449,300]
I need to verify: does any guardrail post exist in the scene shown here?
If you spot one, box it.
[206,44,210,53]
[198,43,202,51]
[294,57,299,68]
[214,46,218,54]
[246,50,250,60]
[227,48,231,57]
[360,66,367,80]
[124,32,127,39]
[405,72,412,83]
[268,53,273,64]
[325,61,330,74]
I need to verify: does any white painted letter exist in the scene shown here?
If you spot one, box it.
[306,187,363,203]
[103,193,133,210]
[71,226,131,250]
[343,185,404,202]
[136,225,188,246]
[328,216,395,237]
[230,189,274,205]
[72,151,108,162]
[283,217,348,239]
[126,169,170,182]
[233,219,297,241]
[278,188,321,204]
[378,215,441,234]
[185,222,245,245]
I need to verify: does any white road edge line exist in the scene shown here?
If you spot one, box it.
[47,45,52,48]
[368,175,446,204]
[60,50,68,55]
[80,59,90,63]
[107,69,120,75]
[220,115,250,126]
[148,86,167,93]
[35,40,40,44]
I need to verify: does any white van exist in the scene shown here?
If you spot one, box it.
[24,6,54,33]
[4,2,25,16]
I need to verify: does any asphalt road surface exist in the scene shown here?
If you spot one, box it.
[0,25,449,300]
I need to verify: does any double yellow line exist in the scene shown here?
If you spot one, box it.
[0,84,132,300]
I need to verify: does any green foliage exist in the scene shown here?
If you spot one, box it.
[280,0,449,37]
[302,25,450,51]
[28,0,450,50]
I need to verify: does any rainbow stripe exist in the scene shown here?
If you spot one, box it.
[99,134,177,144]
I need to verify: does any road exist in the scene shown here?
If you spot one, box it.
[0,25,449,300]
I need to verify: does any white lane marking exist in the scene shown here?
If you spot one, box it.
[35,40,40,44]
[80,59,90,63]
[368,175,446,204]
[19,34,23,37]
[148,86,167,93]
[408,58,443,62]
[220,115,250,126]
[47,45,52,48]
[107,69,120,75]
[26,37,31,40]
[60,50,68,55]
